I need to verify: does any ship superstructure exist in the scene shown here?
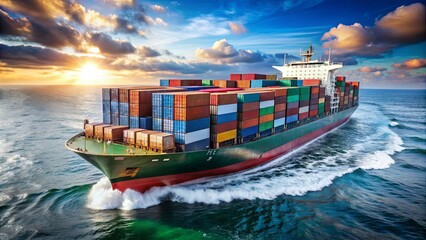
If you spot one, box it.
[273,45,342,113]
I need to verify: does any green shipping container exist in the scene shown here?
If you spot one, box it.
[287,88,299,96]
[336,81,345,87]
[259,106,274,116]
[202,80,212,86]
[318,103,325,114]
[287,95,299,103]
[238,93,260,103]
[300,93,310,101]
[299,86,310,95]
[259,121,273,132]
[279,80,292,86]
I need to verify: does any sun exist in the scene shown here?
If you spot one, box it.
[78,63,107,84]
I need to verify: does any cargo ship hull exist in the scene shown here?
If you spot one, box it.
[68,107,357,193]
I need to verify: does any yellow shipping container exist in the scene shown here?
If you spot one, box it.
[136,130,156,148]
[266,74,277,80]
[215,129,237,143]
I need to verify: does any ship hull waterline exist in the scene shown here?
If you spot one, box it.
[68,107,357,193]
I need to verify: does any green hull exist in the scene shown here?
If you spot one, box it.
[66,107,357,192]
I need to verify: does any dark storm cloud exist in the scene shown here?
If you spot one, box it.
[0,44,89,68]
[137,46,161,58]
[88,32,136,55]
[0,9,29,36]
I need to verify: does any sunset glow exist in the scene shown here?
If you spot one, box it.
[0,0,424,88]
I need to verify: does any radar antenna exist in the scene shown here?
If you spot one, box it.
[300,44,315,61]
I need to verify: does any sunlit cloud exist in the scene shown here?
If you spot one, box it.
[392,58,426,70]
[229,22,247,34]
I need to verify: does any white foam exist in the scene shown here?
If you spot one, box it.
[389,121,399,127]
[359,151,395,170]
[86,177,123,210]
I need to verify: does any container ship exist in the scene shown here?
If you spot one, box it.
[66,45,360,193]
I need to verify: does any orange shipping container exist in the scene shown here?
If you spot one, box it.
[174,92,210,108]
[135,130,157,148]
[238,118,259,129]
[150,133,175,151]
[236,80,251,88]
[103,126,128,141]
[94,124,111,139]
[274,103,286,112]
[124,128,145,145]
[259,114,274,124]
[174,106,210,120]
[212,80,237,88]
[303,79,321,86]
[85,122,103,138]
[210,92,237,105]
[238,102,259,112]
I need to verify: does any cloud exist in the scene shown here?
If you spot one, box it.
[184,15,230,36]
[195,39,263,64]
[392,59,426,70]
[164,50,186,59]
[229,22,247,34]
[357,66,387,73]
[0,44,91,69]
[137,46,161,58]
[322,3,426,58]
[87,32,136,55]
[0,9,29,36]
[151,4,166,12]
[103,0,136,7]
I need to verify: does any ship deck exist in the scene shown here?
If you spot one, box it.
[66,134,158,155]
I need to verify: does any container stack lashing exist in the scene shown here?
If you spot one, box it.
[210,92,238,149]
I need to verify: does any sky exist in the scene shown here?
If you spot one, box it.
[0,0,425,88]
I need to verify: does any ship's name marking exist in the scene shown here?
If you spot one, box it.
[206,150,217,156]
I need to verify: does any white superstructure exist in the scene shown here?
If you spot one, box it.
[273,45,342,113]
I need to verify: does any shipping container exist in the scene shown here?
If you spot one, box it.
[174,106,210,120]
[274,111,286,119]
[286,114,298,124]
[85,122,103,138]
[211,112,238,124]
[103,113,111,124]
[123,128,145,145]
[259,114,274,123]
[237,109,259,121]
[150,132,175,151]
[230,74,242,80]
[160,79,169,86]
[139,117,152,130]
[210,103,237,115]
[259,121,273,132]
[210,121,237,134]
[259,106,274,116]
[179,138,210,151]
[211,129,237,143]
[119,115,129,126]
[241,73,267,80]
[238,118,259,129]
[212,80,237,88]
[94,124,112,139]
[175,128,209,144]
[129,116,139,128]
[103,126,128,141]
[102,88,111,101]
[274,117,285,127]
[210,92,237,105]
[303,79,321,86]
[174,118,210,133]
[237,92,260,103]
[111,113,119,125]
[135,130,156,149]
[238,125,258,137]
[237,102,260,112]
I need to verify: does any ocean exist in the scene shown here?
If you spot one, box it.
[0,86,425,239]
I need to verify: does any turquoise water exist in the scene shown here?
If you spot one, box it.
[0,87,425,239]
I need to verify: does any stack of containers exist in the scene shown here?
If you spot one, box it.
[210,92,238,148]
[119,88,131,126]
[169,79,202,87]
[348,83,354,106]
[270,88,287,133]
[344,82,350,107]
[258,91,275,137]
[174,92,210,151]
[318,87,326,115]
[309,86,319,117]
[352,82,360,105]
[325,96,331,114]
[250,80,279,88]
[286,88,299,125]
[212,80,237,88]
[298,86,311,120]
[102,88,111,124]
[237,92,260,143]
[110,88,120,125]
[152,93,164,131]
[162,93,175,133]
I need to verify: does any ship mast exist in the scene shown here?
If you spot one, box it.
[300,44,315,62]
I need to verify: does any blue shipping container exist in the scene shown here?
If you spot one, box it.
[238,125,258,137]
[250,80,279,88]
[162,94,174,107]
[152,93,163,106]
[140,117,152,130]
[160,79,169,86]
[286,114,298,124]
[211,112,237,124]
[111,113,119,125]
[119,102,129,115]
[111,101,119,113]
[119,115,129,126]
[163,119,174,133]
[153,118,163,131]
[163,107,174,119]
[130,116,139,128]
[173,118,210,133]
[260,129,272,138]
[181,139,210,151]
[103,113,111,124]
[152,105,163,118]
[102,100,111,113]
[102,88,111,101]
[237,93,260,103]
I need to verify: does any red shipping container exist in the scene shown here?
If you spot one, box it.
[274,103,286,112]
[238,109,259,121]
[259,114,274,124]
[174,92,210,108]
[299,112,309,119]
[275,111,286,119]
[319,87,326,98]
[238,102,259,112]
[262,87,288,97]
[309,97,319,105]
[309,110,318,117]
[351,82,360,87]
[200,88,242,93]
[275,96,287,104]
[238,118,259,129]
[310,86,319,95]
[287,108,299,116]
[210,92,237,105]
[174,106,210,120]
[336,76,346,82]
[303,79,321,86]
[230,74,242,80]
[211,121,237,134]
[259,91,274,101]
[241,73,267,80]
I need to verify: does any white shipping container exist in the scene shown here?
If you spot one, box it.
[299,106,309,114]
[211,104,237,115]
[274,118,285,127]
[260,100,274,109]
[182,128,209,144]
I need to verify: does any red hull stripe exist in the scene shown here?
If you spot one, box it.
[112,117,350,192]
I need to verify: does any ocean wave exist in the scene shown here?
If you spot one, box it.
[389,121,399,127]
